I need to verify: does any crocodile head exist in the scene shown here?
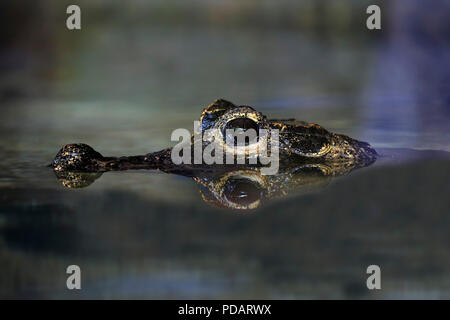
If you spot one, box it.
[199,99,377,165]
[51,99,378,209]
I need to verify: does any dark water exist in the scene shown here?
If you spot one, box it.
[1,0,450,299]
[1,102,449,299]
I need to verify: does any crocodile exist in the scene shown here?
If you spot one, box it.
[51,99,379,209]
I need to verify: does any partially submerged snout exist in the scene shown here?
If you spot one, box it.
[51,99,378,173]
[49,99,379,210]
[51,143,152,172]
[52,143,104,171]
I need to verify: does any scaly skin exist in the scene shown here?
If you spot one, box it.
[52,99,377,172]
[200,99,377,163]
[51,99,378,209]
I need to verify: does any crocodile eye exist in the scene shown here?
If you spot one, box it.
[223,177,263,207]
[223,118,259,146]
[207,106,270,154]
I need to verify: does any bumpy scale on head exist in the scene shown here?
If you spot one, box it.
[52,143,103,171]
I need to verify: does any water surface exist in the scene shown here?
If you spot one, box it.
[1,1,450,299]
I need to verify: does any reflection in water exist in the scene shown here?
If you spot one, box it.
[53,160,371,210]
[54,171,103,189]
[3,156,449,299]
[196,166,333,210]
[1,0,449,300]
[51,99,377,210]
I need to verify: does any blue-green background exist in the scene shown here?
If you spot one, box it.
[0,0,449,298]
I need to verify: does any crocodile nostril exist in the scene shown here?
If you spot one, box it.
[52,143,103,171]
[223,118,259,146]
